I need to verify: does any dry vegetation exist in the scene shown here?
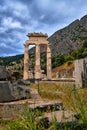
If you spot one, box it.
[31,82,87,129]
[52,62,74,78]
[31,82,87,117]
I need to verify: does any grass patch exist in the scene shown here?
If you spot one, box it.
[30,82,87,109]
[30,82,87,125]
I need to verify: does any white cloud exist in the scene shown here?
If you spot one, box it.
[6,1,30,19]
[2,17,22,28]
[36,0,51,9]
[0,43,7,47]
[0,0,87,56]
[0,27,7,33]
[0,5,7,12]
[40,15,45,20]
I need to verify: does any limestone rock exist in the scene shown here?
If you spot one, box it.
[0,81,31,102]
[7,70,21,81]
[11,81,31,100]
[0,81,15,102]
[0,66,7,80]
[17,79,30,86]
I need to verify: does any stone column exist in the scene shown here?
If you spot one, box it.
[23,44,29,80]
[47,44,51,79]
[35,44,41,79]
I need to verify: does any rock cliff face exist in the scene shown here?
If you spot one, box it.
[48,15,87,56]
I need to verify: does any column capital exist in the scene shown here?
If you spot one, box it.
[36,44,40,46]
[24,43,29,48]
[47,43,51,47]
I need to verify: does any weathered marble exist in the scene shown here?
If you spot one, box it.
[23,44,29,80]
[47,44,51,79]
[35,44,41,79]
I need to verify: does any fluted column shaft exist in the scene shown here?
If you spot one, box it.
[35,44,41,79]
[23,44,29,80]
[47,44,51,79]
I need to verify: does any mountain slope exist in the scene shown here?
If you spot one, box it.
[48,15,87,55]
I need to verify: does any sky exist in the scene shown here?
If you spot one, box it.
[0,0,87,56]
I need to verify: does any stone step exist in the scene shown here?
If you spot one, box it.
[30,101,63,112]
[35,110,77,130]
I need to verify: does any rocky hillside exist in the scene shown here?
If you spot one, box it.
[48,15,87,55]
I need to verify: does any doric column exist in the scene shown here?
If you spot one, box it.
[47,44,51,79]
[35,44,41,79]
[23,44,29,80]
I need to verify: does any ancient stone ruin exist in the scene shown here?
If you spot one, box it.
[74,58,87,88]
[0,66,7,81]
[53,58,87,88]
[23,32,51,80]
[0,33,87,128]
[0,66,31,102]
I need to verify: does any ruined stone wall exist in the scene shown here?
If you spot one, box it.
[74,58,87,87]
[0,66,7,80]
